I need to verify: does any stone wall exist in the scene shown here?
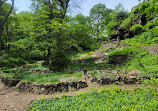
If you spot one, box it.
[16,81,88,95]
[88,74,152,85]
[0,76,88,95]
[1,76,20,87]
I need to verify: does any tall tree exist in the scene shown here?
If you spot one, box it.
[31,0,77,65]
[0,0,14,50]
[90,3,112,39]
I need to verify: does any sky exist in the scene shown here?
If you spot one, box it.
[10,0,140,16]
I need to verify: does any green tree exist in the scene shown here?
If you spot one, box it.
[106,3,129,39]
[90,3,112,40]
[31,0,81,71]
[67,14,95,51]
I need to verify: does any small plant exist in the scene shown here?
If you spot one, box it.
[90,70,97,77]
[130,24,144,35]
[49,50,70,72]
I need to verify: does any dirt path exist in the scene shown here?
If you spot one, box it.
[0,76,140,111]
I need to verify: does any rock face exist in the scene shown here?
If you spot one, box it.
[110,9,149,40]
[16,81,88,95]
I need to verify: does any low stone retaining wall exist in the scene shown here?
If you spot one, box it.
[0,76,88,95]
[0,76,20,87]
[16,81,88,95]
[89,75,152,85]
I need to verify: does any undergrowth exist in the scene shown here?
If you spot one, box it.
[108,46,158,77]
[28,78,158,111]
[0,62,83,83]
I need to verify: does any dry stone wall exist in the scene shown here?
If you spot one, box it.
[88,73,152,85]
[0,76,88,95]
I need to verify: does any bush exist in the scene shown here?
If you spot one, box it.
[0,57,26,67]
[145,17,158,29]
[108,47,139,57]
[120,17,131,29]
[49,50,70,72]
[124,25,158,45]
[130,24,144,35]
[30,50,43,60]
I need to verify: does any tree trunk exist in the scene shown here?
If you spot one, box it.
[0,0,14,50]
[117,36,120,47]
[0,26,4,50]
[47,47,51,64]
[0,1,4,50]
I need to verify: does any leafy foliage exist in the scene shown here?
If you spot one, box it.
[108,46,158,77]
[130,24,144,35]
[49,51,70,72]
[28,79,158,111]
[0,62,83,83]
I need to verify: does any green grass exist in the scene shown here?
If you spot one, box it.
[108,46,158,78]
[68,60,115,71]
[67,50,93,61]
[0,62,84,84]
[108,46,139,57]
[0,71,84,84]
[28,78,158,111]
[89,70,115,79]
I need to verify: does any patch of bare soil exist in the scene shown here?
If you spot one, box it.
[142,44,158,56]
[0,75,141,111]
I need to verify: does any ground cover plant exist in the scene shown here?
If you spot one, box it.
[28,78,158,111]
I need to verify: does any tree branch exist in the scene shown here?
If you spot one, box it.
[1,0,7,6]
[3,0,14,25]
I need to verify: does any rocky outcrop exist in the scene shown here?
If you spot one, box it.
[111,9,149,40]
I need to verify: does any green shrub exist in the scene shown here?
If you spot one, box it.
[0,57,26,67]
[108,47,139,57]
[124,25,158,45]
[130,24,144,35]
[120,17,131,29]
[145,18,158,29]
[49,50,70,72]
[30,50,43,60]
